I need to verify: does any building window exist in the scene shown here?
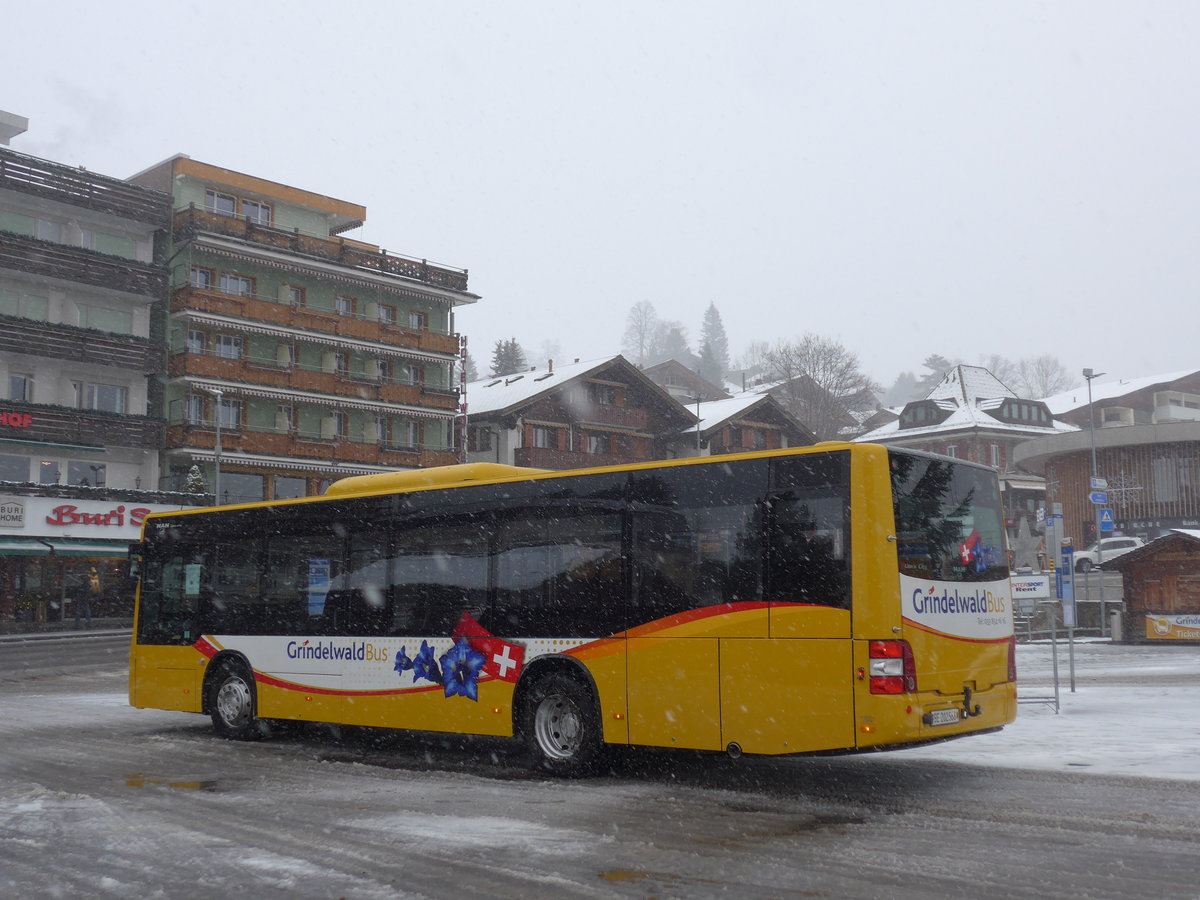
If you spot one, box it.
[377,359,392,382]
[945,444,958,458]
[532,426,554,449]
[588,383,617,405]
[0,454,28,481]
[205,190,237,217]
[214,334,243,360]
[374,416,389,444]
[470,427,493,452]
[332,411,349,439]
[8,373,32,402]
[36,219,62,242]
[273,476,306,500]
[242,200,271,226]
[334,352,348,377]
[68,462,106,487]
[406,363,423,385]
[218,273,253,297]
[186,330,206,354]
[378,304,396,325]
[39,460,59,485]
[276,404,294,433]
[189,266,212,289]
[408,310,428,330]
[78,305,133,334]
[335,295,356,316]
[587,434,611,455]
[75,382,127,414]
[287,286,305,306]
[404,420,421,448]
[217,397,241,429]
[185,394,205,424]
[991,444,1002,467]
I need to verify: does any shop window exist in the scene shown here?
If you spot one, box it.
[0,454,28,481]
[39,460,59,484]
[68,461,106,487]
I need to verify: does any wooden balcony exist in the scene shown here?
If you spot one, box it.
[14,403,163,452]
[168,424,458,469]
[0,232,168,298]
[173,205,470,292]
[168,352,459,410]
[172,287,461,356]
[0,147,171,226]
[514,446,643,470]
[579,404,649,430]
[0,319,162,373]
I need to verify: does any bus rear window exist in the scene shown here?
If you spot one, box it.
[890,452,1007,583]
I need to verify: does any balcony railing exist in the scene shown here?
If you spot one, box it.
[0,147,172,226]
[0,318,163,373]
[0,231,168,298]
[172,286,461,356]
[5,402,164,451]
[168,421,458,469]
[168,351,459,410]
[514,446,644,470]
[578,404,649,430]
[174,205,470,292]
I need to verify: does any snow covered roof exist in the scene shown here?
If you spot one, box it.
[855,364,1074,443]
[1040,369,1200,414]
[926,365,1018,403]
[465,357,620,416]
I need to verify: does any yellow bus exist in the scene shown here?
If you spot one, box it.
[128,444,1016,775]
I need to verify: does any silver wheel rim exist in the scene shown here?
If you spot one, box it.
[533,693,583,760]
[216,676,252,728]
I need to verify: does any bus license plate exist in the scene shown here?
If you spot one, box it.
[928,708,960,727]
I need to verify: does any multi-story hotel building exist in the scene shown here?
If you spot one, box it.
[129,156,478,502]
[0,114,193,624]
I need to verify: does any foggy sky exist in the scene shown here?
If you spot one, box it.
[7,1,1197,391]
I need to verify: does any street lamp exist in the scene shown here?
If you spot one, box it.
[200,386,224,506]
[1083,367,1106,633]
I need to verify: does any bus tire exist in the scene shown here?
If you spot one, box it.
[208,661,264,741]
[522,672,601,777]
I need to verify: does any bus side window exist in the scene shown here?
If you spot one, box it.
[388,516,488,636]
[627,460,766,623]
[766,453,851,609]
[492,508,623,638]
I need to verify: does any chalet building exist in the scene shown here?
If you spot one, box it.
[676,394,815,458]
[641,359,729,404]
[129,156,478,502]
[0,116,205,625]
[856,365,1072,545]
[465,357,695,469]
[1106,530,1200,643]
[1015,369,1200,546]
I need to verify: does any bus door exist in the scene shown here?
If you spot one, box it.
[722,452,856,756]
[625,461,769,753]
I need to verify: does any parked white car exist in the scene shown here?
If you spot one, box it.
[1074,536,1146,572]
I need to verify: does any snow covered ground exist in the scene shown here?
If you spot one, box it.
[902,639,1200,781]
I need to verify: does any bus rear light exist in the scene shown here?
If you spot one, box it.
[1007,636,1017,683]
[868,640,917,694]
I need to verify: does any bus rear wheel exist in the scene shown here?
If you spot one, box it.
[208,662,264,741]
[522,672,601,776]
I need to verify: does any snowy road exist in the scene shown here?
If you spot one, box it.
[1,641,1198,899]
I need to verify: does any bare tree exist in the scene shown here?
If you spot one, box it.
[1018,355,1077,398]
[764,334,883,440]
[977,354,1021,391]
[621,301,658,366]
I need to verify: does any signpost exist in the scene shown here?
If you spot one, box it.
[1099,508,1115,532]
[1089,491,1108,505]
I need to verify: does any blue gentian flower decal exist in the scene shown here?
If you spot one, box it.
[440,638,486,701]
[412,640,442,685]
[394,646,413,676]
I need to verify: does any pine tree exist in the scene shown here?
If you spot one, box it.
[489,338,528,377]
[697,303,730,386]
[184,465,206,494]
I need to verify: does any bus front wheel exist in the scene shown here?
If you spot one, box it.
[208,662,264,741]
[522,672,601,776]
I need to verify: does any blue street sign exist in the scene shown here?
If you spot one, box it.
[1099,508,1115,531]
[1089,491,1108,505]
